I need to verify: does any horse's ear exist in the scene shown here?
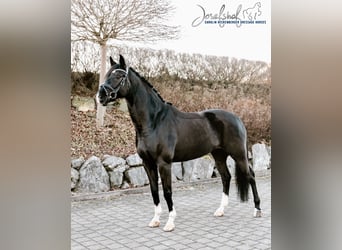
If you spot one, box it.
[119,54,126,69]
[109,56,116,66]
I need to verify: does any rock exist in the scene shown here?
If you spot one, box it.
[252,143,271,174]
[267,146,271,157]
[183,156,215,182]
[226,156,236,176]
[72,96,95,112]
[126,153,143,167]
[71,168,79,190]
[182,161,194,182]
[212,168,220,178]
[103,155,128,189]
[212,156,236,178]
[267,146,271,169]
[108,164,129,188]
[125,166,149,187]
[76,156,110,193]
[158,172,161,184]
[71,157,84,170]
[121,180,130,189]
[248,151,253,160]
[102,156,126,171]
[103,154,112,160]
[172,162,183,181]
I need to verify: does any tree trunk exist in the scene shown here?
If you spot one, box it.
[96,43,107,128]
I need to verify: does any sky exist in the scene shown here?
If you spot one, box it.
[114,0,271,63]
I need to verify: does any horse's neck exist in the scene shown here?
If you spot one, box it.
[125,78,165,134]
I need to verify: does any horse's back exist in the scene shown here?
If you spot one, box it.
[171,107,247,147]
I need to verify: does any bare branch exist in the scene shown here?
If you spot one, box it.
[71,0,180,44]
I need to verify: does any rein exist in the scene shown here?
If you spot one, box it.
[103,68,129,100]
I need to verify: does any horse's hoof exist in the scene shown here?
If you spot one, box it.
[214,211,224,217]
[214,208,224,217]
[254,209,262,217]
[148,220,160,228]
[163,222,175,232]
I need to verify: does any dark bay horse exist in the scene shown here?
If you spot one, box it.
[97,55,261,232]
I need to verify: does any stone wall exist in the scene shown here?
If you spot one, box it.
[71,143,271,193]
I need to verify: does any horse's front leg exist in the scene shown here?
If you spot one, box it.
[143,163,161,228]
[158,161,176,232]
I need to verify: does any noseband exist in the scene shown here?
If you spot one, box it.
[102,68,129,100]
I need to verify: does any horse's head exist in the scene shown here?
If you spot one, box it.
[97,55,129,106]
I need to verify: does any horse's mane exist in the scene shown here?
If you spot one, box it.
[130,68,172,106]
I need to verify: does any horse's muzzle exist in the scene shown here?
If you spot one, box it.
[97,87,109,106]
[98,84,119,106]
[99,96,110,106]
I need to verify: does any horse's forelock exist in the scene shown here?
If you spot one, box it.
[105,64,120,79]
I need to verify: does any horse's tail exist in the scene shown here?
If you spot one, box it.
[235,162,250,202]
[234,130,250,202]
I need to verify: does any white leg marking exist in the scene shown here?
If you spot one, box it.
[148,204,162,228]
[214,193,229,217]
[254,208,262,217]
[163,207,176,232]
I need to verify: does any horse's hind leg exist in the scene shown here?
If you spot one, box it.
[249,164,262,217]
[232,153,262,217]
[212,149,231,217]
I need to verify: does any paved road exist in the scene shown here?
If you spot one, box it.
[72,175,271,249]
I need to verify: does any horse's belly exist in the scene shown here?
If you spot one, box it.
[173,138,214,162]
[172,151,212,162]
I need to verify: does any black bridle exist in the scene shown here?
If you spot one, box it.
[102,68,128,100]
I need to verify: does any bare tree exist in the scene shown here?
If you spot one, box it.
[71,0,180,127]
